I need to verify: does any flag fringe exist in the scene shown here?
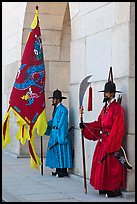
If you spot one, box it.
[2,107,47,170]
[2,107,12,148]
[29,139,42,170]
[11,108,30,144]
[34,109,48,136]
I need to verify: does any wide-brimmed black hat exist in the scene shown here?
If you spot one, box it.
[48,89,67,99]
[98,81,121,93]
[98,67,121,93]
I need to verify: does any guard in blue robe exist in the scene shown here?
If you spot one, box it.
[45,89,73,177]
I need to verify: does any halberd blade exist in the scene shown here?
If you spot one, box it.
[79,75,92,107]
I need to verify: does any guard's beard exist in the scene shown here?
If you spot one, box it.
[103,96,109,114]
[103,96,109,103]
[52,100,55,106]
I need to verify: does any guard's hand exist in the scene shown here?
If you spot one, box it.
[79,106,84,115]
[79,122,85,129]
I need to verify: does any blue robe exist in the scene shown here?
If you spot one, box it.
[45,103,73,169]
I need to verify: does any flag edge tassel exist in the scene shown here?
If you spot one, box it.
[13,108,47,170]
[2,107,12,148]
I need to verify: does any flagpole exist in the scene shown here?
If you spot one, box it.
[41,136,43,175]
[35,5,44,176]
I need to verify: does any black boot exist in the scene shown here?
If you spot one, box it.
[99,190,107,195]
[51,168,60,176]
[62,168,69,177]
[56,168,69,177]
[105,190,122,198]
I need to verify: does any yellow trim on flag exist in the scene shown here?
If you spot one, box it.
[34,109,48,136]
[11,107,30,143]
[29,134,42,170]
[2,106,47,171]
[31,9,39,29]
[26,9,39,42]
[2,107,12,148]
[16,124,29,145]
[12,107,47,170]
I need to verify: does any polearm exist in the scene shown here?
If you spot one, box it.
[79,75,92,194]
[80,109,87,194]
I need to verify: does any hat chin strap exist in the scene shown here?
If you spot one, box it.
[103,96,109,103]
[103,96,113,114]
[103,93,114,104]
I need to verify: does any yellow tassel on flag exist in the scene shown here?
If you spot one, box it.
[2,108,11,149]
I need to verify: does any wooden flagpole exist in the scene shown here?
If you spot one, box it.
[41,136,43,175]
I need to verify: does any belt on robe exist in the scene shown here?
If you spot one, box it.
[100,130,109,135]
[52,126,58,129]
[48,142,58,150]
[99,130,109,142]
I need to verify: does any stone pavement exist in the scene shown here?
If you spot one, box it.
[2,151,135,202]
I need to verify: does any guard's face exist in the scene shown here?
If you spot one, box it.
[52,98,60,106]
[104,92,111,98]
[103,92,114,103]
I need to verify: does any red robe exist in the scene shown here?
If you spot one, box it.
[83,99,126,191]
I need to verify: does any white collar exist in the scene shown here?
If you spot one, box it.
[56,103,61,108]
[107,98,115,106]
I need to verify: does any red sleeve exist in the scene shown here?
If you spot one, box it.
[103,105,125,153]
[82,115,101,141]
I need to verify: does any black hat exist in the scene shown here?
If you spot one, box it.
[98,81,121,93]
[48,89,67,99]
[98,67,121,93]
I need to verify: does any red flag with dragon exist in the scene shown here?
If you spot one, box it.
[2,6,47,170]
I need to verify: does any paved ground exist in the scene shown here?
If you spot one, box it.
[2,151,135,202]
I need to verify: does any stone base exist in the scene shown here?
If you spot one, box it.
[122,191,135,200]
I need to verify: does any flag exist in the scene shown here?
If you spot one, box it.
[2,6,47,170]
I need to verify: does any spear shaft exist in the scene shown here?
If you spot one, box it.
[80,110,87,194]
[79,75,92,194]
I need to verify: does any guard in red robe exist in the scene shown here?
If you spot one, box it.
[79,80,127,198]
